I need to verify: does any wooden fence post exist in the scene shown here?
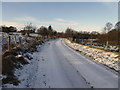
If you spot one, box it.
[14,35,17,46]
[91,39,93,46]
[8,35,11,51]
[25,36,27,42]
[105,41,109,50]
[19,37,21,44]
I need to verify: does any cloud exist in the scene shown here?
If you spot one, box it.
[38,19,80,28]
[13,16,40,23]
[55,18,67,22]
[37,18,101,32]
[54,18,80,26]
[2,17,102,32]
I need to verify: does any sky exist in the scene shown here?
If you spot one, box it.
[1,2,118,32]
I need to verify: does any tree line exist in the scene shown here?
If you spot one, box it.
[1,21,120,48]
[0,23,58,38]
[64,22,120,50]
[0,25,17,33]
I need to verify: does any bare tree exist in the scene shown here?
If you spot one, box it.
[115,21,120,52]
[115,21,120,29]
[23,23,36,36]
[104,22,113,50]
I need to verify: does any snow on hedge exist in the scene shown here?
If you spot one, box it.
[65,39,119,71]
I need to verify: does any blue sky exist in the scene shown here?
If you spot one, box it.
[2,2,118,32]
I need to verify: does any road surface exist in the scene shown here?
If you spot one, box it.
[31,38,118,88]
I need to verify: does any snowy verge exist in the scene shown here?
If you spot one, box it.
[64,39,119,72]
[2,38,45,88]
[2,51,40,88]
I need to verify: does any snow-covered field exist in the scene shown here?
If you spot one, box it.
[64,39,119,71]
[91,44,119,52]
[77,39,119,52]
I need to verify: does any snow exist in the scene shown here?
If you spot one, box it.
[16,55,22,58]
[64,39,119,71]
[32,40,89,88]
[2,46,41,88]
[2,38,118,88]
[90,44,119,52]
[77,39,119,52]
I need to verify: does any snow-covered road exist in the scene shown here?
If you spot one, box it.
[30,38,118,88]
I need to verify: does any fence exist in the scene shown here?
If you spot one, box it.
[71,38,119,52]
[1,33,37,51]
